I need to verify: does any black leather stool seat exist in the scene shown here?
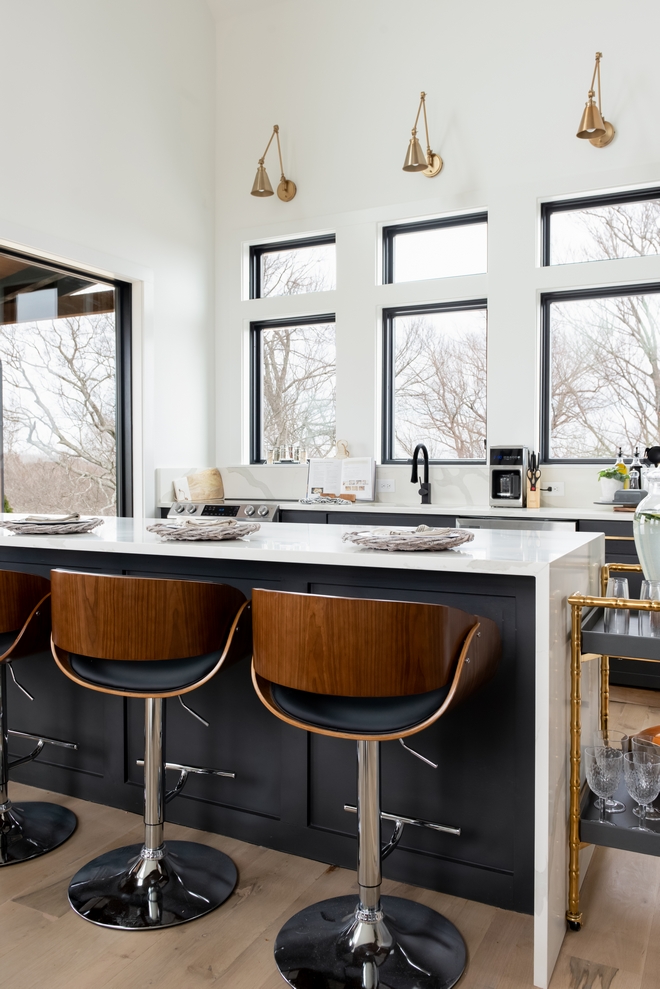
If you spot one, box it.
[271,683,450,734]
[70,650,221,693]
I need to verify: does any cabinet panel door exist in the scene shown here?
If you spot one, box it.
[326,512,456,527]
[280,510,328,524]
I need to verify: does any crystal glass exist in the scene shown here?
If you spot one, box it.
[585,747,623,826]
[623,749,660,832]
[604,576,630,634]
[634,467,660,580]
[640,579,660,637]
[592,730,627,812]
[631,736,660,819]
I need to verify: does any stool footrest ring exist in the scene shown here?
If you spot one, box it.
[8,730,78,769]
[344,803,461,849]
[136,759,235,803]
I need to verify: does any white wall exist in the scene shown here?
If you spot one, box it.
[211,0,660,508]
[0,0,216,515]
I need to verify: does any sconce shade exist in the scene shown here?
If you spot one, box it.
[402,135,428,172]
[576,98,606,139]
[251,164,274,197]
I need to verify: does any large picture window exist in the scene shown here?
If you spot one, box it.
[542,285,660,461]
[250,314,336,463]
[382,301,487,463]
[0,250,131,514]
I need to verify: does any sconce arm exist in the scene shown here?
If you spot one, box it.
[589,52,603,110]
[411,93,425,136]
[274,125,286,180]
[259,125,278,165]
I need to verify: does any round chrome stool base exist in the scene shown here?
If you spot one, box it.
[274,893,467,989]
[0,801,77,866]
[68,840,237,929]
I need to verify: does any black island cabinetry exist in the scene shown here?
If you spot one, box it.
[5,540,532,915]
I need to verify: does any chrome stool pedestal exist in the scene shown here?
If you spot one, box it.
[274,741,466,989]
[0,663,77,866]
[68,697,237,929]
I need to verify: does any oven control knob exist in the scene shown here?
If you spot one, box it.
[257,505,269,517]
[186,505,197,514]
[175,504,185,514]
[244,505,255,516]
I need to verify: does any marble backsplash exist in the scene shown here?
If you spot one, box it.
[155,463,603,512]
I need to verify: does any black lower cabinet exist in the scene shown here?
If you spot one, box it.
[5,548,534,913]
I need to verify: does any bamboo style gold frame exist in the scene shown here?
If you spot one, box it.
[567,562,660,930]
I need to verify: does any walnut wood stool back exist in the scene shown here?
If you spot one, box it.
[252,589,501,989]
[0,571,78,865]
[51,569,249,930]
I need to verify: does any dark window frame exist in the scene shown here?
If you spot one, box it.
[541,282,660,464]
[0,245,133,516]
[541,187,660,266]
[249,234,336,300]
[250,312,336,464]
[382,212,488,285]
[382,299,488,466]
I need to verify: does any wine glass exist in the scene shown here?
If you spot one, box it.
[584,747,623,827]
[592,730,627,812]
[623,750,660,832]
[631,736,660,820]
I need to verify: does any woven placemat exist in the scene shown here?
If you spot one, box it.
[146,519,261,541]
[342,524,474,552]
[0,516,104,535]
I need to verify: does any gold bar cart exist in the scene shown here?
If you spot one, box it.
[567,561,660,930]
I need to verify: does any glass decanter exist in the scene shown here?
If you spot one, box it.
[634,467,660,580]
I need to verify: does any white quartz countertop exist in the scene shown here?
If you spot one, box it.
[0,517,603,577]
[280,502,629,521]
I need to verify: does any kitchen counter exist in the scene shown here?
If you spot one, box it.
[0,515,601,576]
[3,517,602,989]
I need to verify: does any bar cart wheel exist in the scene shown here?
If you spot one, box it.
[567,919,582,931]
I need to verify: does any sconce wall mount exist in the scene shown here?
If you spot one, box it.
[251,124,297,201]
[402,92,443,177]
[576,52,615,148]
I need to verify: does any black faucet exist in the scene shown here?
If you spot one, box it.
[411,444,431,504]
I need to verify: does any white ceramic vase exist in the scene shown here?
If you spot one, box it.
[599,477,624,502]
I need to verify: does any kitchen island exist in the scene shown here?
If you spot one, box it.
[3,519,602,989]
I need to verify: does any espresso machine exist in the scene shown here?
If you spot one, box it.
[489,446,529,508]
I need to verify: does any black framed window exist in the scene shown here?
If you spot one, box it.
[382,300,487,464]
[382,213,487,285]
[0,247,132,515]
[541,283,660,462]
[250,313,336,463]
[542,188,660,266]
[249,235,336,299]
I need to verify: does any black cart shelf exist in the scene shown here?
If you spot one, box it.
[568,562,660,931]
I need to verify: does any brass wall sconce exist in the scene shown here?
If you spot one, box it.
[402,92,442,177]
[251,125,296,201]
[576,52,615,148]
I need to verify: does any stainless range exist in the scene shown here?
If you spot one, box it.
[167,501,279,521]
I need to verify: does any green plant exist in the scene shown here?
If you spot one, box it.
[598,466,626,480]
[3,495,11,513]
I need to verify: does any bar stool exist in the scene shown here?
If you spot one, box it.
[252,590,501,989]
[1,570,77,865]
[50,569,249,930]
